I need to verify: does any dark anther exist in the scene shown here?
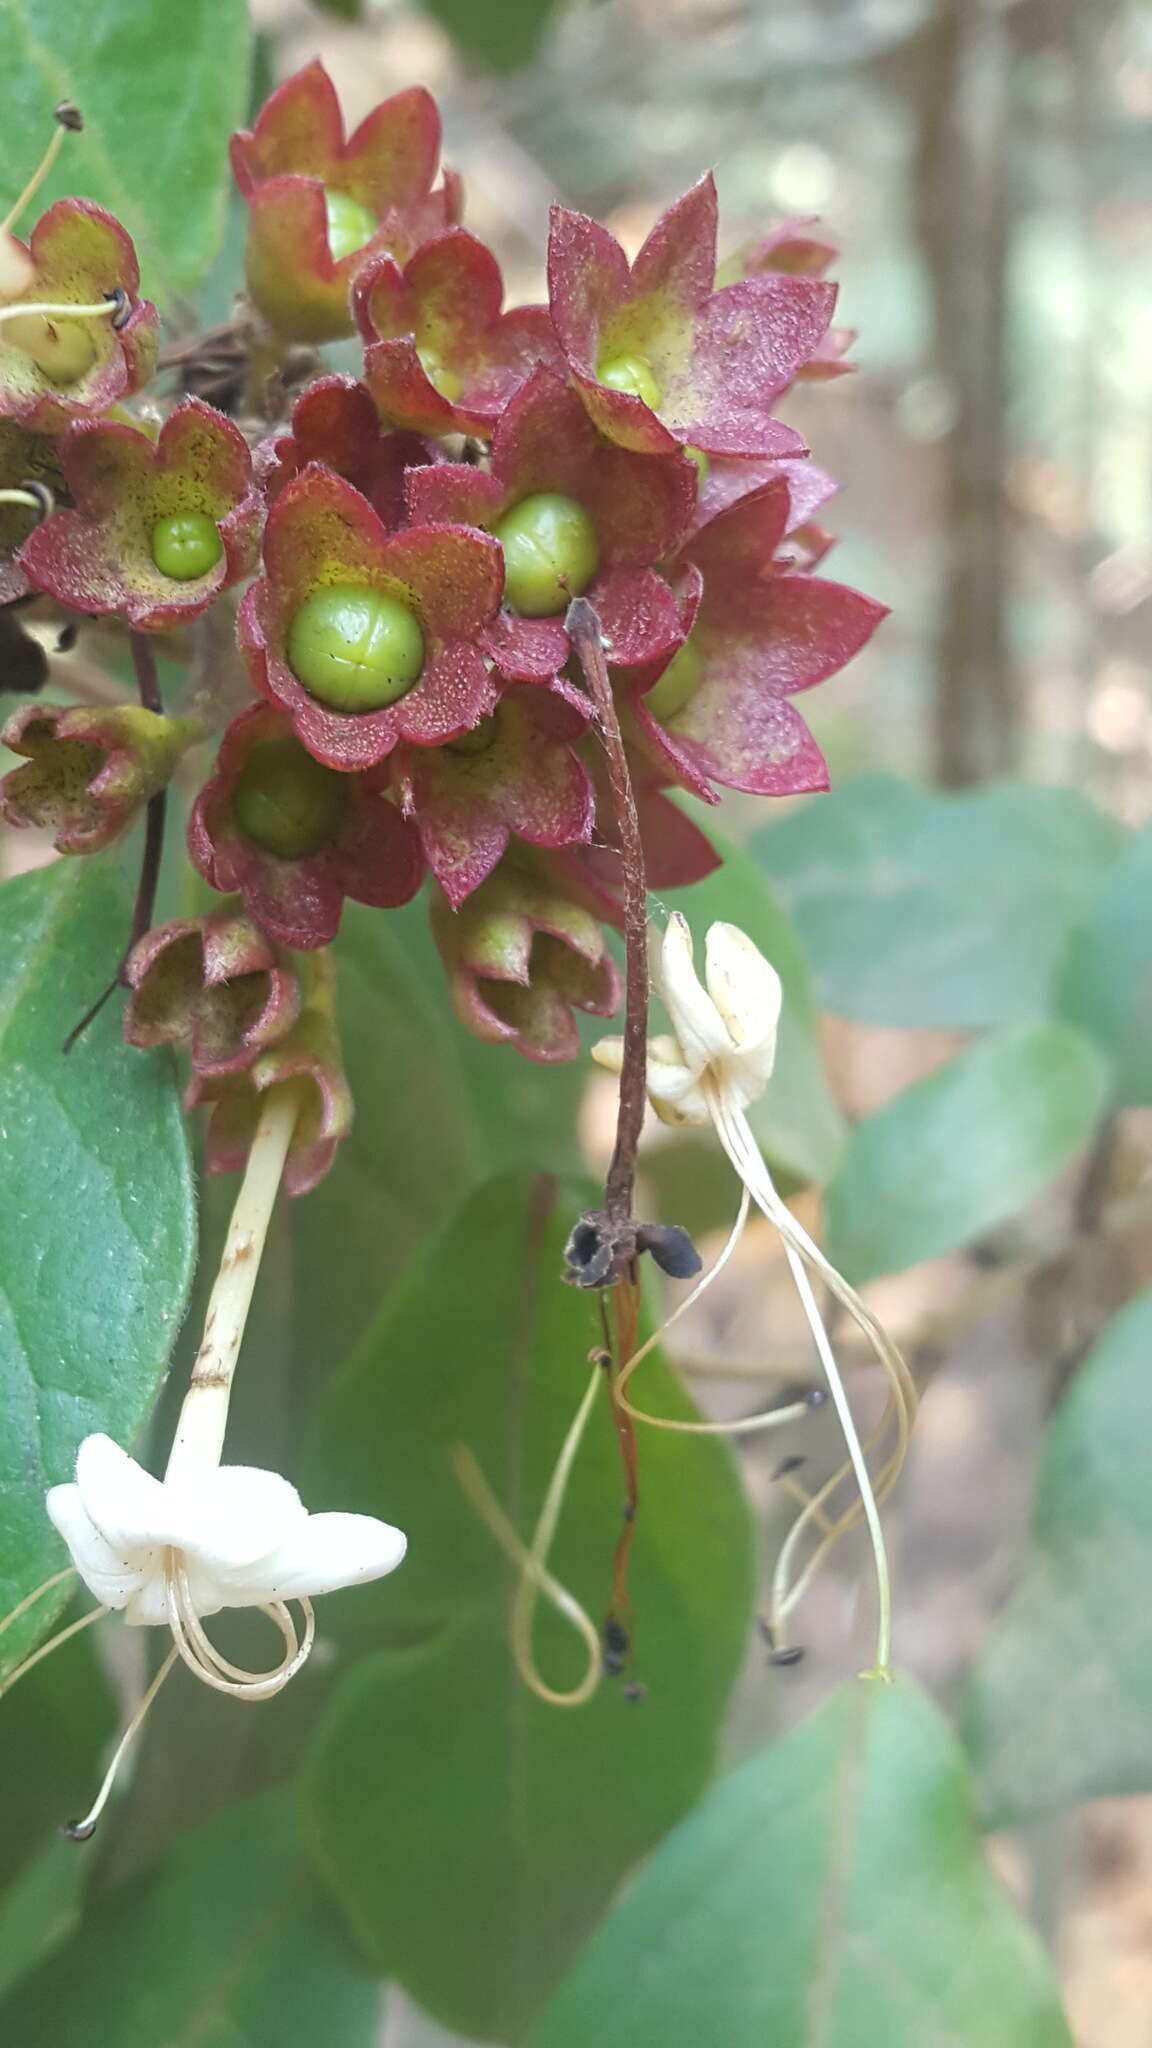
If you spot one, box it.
[602,1616,630,1675]
[54,100,84,131]
[623,1681,648,1704]
[54,622,78,653]
[563,1209,701,1290]
[589,1346,612,1372]
[105,287,132,331]
[59,1817,96,1842]
[769,1646,805,1668]
[621,1501,636,1523]
[770,1454,807,1481]
[18,479,55,524]
[805,1387,829,1409]
[634,1220,703,1280]
[563,1210,634,1290]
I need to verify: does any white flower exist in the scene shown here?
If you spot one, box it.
[593,913,782,1124]
[594,913,915,1677]
[47,1434,406,1629]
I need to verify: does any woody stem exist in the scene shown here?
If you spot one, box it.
[164,1081,304,1480]
[566,596,649,1231]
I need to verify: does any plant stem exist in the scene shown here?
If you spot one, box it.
[164,1082,302,1480]
[566,596,649,1231]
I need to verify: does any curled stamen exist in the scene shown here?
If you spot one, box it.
[0,481,54,519]
[0,1564,75,1638]
[61,1646,178,1841]
[168,1553,313,1695]
[164,1554,315,1700]
[452,1365,604,1708]
[0,1601,106,1701]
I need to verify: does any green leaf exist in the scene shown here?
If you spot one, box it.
[303,1169,755,2042]
[0,860,195,1678]
[826,1022,1110,1283]
[1056,818,1152,1106]
[665,830,846,1187]
[753,775,1124,1030]
[0,1793,382,2046]
[964,1286,1152,1824]
[530,1678,1073,2048]
[0,0,253,301]
[419,0,560,71]
[0,1840,84,2004]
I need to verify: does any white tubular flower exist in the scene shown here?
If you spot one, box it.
[594,913,916,1677]
[47,1435,405,1631]
[1,1081,407,1840]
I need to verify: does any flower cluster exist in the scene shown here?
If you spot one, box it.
[0,63,884,1179]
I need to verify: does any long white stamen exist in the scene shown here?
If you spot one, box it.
[165,1082,303,1482]
[452,1365,605,1709]
[62,1647,178,1840]
[1,124,68,235]
[0,1603,106,1701]
[0,297,119,327]
[706,1084,898,1676]
[164,1555,314,1700]
[0,487,47,512]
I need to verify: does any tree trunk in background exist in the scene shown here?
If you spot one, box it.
[916,0,1018,785]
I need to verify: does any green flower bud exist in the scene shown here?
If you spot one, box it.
[645,638,701,724]
[233,733,349,859]
[286,584,425,714]
[324,189,378,263]
[494,493,600,619]
[596,353,662,410]
[150,512,224,582]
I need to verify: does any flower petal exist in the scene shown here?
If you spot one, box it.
[172,1464,310,1577]
[229,1510,407,1603]
[651,912,730,1070]
[705,921,782,1073]
[72,1434,183,1551]
[45,1480,153,1610]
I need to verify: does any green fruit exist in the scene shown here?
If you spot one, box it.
[596,352,662,410]
[645,639,701,724]
[324,189,378,263]
[6,311,97,386]
[150,512,224,582]
[233,733,349,859]
[494,493,600,619]
[286,584,425,713]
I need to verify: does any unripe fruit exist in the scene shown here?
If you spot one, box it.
[596,353,662,410]
[645,639,701,724]
[324,189,378,263]
[233,733,349,859]
[495,493,600,619]
[150,512,224,582]
[286,584,425,713]
[6,311,97,386]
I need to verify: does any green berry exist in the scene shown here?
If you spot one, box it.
[286,584,425,713]
[494,493,600,619]
[645,639,701,724]
[596,353,662,410]
[7,311,97,386]
[233,734,349,860]
[324,188,378,263]
[150,512,224,582]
